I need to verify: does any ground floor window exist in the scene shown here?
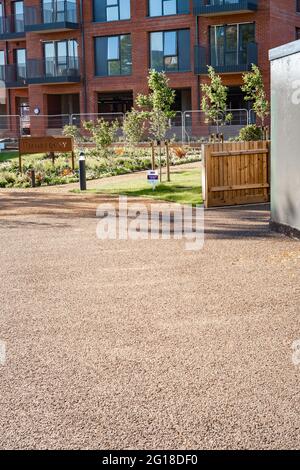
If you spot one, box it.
[98,91,133,114]
[227,86,252,125]
[47,93,80,128]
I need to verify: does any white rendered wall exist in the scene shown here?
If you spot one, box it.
[270,42,300,232]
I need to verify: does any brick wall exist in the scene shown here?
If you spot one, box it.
[0,0,299,128]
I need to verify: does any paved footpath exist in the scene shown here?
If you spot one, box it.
[0,184,299,449]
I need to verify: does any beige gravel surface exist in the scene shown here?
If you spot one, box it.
[0,187,299,450]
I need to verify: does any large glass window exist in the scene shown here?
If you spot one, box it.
[210,23,255,67]
[93,0,130,22]
[0,50,4,82]
[13,1,24,32]
[150,29,190,72]
[149,0,189,17]
[42,0,77,24]
[44,39,78,76]
[0,3,4,35]
[14,48,26,79]
[95,34,132,76]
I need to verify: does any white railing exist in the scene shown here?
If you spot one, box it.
[183,108,251,143]
[28,114,71,136]
[0,110,257,142]
[71,112,125,127]
[0,115,21,140]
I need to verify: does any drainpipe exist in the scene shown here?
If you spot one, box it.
[79,0,87,114]
[196,15,200,110]
[4,41,11,115]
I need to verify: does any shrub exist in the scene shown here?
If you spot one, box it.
[172,147,187,159]
[83,118,119,154]
[238,125,263,141]
[63,124,83,144]
[0,146,201,188]
[123,109,147,145]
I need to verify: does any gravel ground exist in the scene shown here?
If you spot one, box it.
[0,187,299,450]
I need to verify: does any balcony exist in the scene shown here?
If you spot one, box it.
[0,15,25,40]
[0,64,27,88]
[25,1,79,33]
[193,0,258,16]
[194,42,258,74]
[26,57,80,84]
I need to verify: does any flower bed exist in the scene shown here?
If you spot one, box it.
[0,147,200,189]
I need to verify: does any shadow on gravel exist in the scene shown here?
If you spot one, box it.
[204,204,274,239]
[0,192,275,240]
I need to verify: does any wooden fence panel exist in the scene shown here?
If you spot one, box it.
[203,141,270,208]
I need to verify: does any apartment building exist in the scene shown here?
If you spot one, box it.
[0,0,299,135]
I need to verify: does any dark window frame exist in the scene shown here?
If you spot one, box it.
[94,33,132,77]
[93,0,131,23]
[148,0,189,18]
[209,22,256,67]
[149,29,190,73]
[43,39,78,69]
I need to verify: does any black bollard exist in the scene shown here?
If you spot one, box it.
[30,169,36,188]
[79,151,87,191]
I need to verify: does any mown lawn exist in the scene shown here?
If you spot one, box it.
[0,151,19,163]
[78,168,203,206]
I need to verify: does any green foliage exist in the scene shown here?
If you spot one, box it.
[123,108,147,145]
[83,118,119,153]
[63,124,83,144]
[238,124,263,141]
[201,66,232,126]
[0,147,200,188]
[136,70,176,142]
[242,64,269,126]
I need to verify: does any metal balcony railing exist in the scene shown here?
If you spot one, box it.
[0,64,27,87]
[194,42,258,74]
[25,1,78,32]
[193,0,258,15]
[0,14,25,39]
[26,57,80,84]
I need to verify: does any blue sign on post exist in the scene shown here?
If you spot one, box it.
[147,170,159,190]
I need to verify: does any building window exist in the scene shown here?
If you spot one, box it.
[0,49,4,85]
[210,23,255,67]
[95,35,132,76]
[296,27,300,40]
[14,48,26,79]
[42,0,77,23]
[93,0,130,22]
[44,39,78,76]
[13,1,24,32]
[150,29,190,72]
[149,0,189,16]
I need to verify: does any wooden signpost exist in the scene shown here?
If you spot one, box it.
[18,136,75,173]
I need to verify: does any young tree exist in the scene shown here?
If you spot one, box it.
[63,124,83,145]
[123,108,146,146]
[201,66,232,132]
[136,70,176,181]
[241,64,269,128]
[83,118,119,155]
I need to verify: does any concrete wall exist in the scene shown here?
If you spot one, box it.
[269,40,300,235]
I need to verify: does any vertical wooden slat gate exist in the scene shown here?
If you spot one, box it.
[202,141,270,208]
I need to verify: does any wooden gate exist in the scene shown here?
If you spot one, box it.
[202,141,270,208]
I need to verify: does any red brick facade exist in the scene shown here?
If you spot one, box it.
[1,0,299,129]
